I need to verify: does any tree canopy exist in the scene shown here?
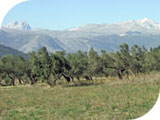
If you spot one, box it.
[0,44,160,86]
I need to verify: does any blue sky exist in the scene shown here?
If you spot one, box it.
[2,0,160,30]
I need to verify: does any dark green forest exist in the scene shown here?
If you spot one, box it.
[0,43,160,86]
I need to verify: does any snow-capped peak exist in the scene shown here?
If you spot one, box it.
[137,18,156,24]
[136,18,160,29]
[67,18,160,34]
[6,21,31,31]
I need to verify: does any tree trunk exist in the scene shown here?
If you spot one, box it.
[77,76,80,81]
[89,76,93,81]
[105,73,109,79]
[117,69,123,79]
[71,76,74,81]
[18,79,22,84]
[11,78,15,86]
[53,79,57,85]
[63,74,70,82]
[126,71,129,80]
[31,76,36,85]
[84,75,90,81]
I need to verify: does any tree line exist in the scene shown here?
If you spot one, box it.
[0,43,160,86]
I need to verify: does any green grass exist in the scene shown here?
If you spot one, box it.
[0,73,160,120]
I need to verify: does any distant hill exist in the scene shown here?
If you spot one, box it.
[0,44,28,58]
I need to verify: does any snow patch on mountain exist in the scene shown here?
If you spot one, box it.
[6,21,31,31]
[137,18,160,29]
[67,18,160,35]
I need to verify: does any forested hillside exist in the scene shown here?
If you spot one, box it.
[0,44,27,58]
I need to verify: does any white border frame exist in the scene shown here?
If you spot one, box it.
[0,0,159,119]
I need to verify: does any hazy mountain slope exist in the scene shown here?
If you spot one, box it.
[1,18,160,53]
[0,28,64,53]
[0,44,27,58]
[87,34,160,52]
[19,34,64,53]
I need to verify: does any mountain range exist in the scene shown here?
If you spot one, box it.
[1,18,160,53]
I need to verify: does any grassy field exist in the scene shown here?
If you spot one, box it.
[0,73,160,120]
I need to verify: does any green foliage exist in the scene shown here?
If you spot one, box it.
[88,48,102,76]
[1,44,160,86]
[66,50,88,80]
